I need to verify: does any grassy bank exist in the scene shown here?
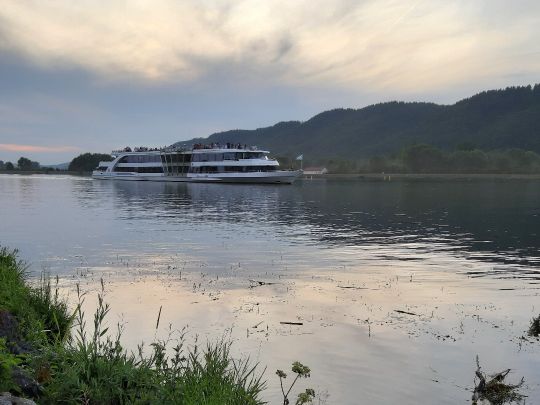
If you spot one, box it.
[0,247,266,404]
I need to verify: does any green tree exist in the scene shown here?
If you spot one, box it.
[17,157,39,171]
[17,157,32,170]
[402,144,446,173]
[448,150,488,173]
[369,156,389,172]
[456,142,477,152]
[5,162,14,171]
[68,153,113,172]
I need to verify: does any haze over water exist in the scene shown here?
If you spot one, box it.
[1,174,539,403]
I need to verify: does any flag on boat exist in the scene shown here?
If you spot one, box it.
[295,154,303,161]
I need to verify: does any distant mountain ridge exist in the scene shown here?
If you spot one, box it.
[174,85,540,159]
[41,162,69,170]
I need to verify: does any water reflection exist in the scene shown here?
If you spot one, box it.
[72,178,540,277]
[2,175,539,279]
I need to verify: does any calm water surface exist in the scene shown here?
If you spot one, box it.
[1,174,539,403]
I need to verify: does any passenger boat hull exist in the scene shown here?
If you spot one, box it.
[92,170,302,184]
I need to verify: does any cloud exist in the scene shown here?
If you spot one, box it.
[0,0,539,92]
[0,144,80,153]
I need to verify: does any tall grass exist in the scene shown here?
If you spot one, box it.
[0,247,71,345]
[0,247,266,404]
[41,284,266,404]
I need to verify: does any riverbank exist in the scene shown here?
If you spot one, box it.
[0,247,267,404]
[0,170,89,176]
[303,172,540,180]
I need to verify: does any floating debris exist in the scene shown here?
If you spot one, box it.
[472,356,525,405]
[394,310,419,316]
[249,279,277,288]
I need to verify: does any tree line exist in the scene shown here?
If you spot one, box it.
[301,145,540,174]
[0,157,40,171]
[0,154,113,172]
[68,153,112,172]
[3,148,540,174]
[370,144,540,174]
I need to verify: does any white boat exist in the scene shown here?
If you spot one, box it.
[92,145,302,184]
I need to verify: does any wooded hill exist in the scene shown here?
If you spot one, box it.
[173,85,540,161]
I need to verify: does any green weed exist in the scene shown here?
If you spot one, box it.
[41,285,266,404]
[528,314,540,337]
[276,361,314,405]
[0,247,72,345]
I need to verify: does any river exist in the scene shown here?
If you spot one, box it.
[1,174,539,403]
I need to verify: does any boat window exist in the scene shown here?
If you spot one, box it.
[192,153,210,162]
[244,152,264,159]
[113,166,137,172]
[118,154,161,163]
[222,166,276,173]
[137,167,163,173]
[200,166,218,173]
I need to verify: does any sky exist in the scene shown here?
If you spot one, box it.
[0,0,539,164]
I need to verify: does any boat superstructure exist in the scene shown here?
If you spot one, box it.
[92,145,302,184]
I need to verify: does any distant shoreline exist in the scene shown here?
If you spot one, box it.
[0,170,90,176]
[302,173,540,180]
[2,171,540,180]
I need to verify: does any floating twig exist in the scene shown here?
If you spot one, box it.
[249,279,277,288]
[394,309,419,316]
[155,305,162,330]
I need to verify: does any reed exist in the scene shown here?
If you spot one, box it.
[0,246,266,404]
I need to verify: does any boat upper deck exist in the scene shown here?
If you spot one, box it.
[112,144,268,155]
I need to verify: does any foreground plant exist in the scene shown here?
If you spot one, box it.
[472,356,525,405]
[1,247,267,404]
[40,284,266,404]
[276,361,314,405]
[528,314,540,337]
[0,246,72,397]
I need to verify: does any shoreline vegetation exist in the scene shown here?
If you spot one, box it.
[3,170,540,181]
[0,247,274,404]
[4,141,540,178]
